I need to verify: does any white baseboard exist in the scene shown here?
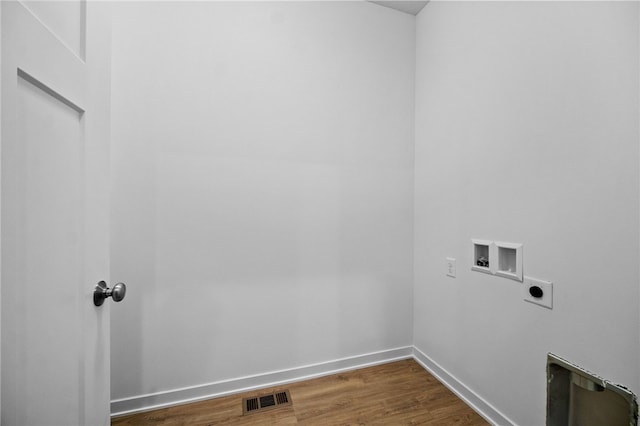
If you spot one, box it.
[412,346,515,426]
[111,346,413,417]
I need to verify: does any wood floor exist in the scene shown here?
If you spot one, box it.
[111,359,489,425]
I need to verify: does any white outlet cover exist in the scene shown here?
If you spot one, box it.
[523,276,553,309]
[446,257,456,278]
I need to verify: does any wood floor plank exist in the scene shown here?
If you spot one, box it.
[111,359,489,425]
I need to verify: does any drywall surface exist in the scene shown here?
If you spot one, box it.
[110,2,415,403]
[414,2,639,425]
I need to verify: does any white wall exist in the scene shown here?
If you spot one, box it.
[414,2,639,425]
[110,1,415,405]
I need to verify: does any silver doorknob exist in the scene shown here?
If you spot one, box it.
[93,281,127,306]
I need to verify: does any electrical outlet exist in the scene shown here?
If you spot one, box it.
[446,257,456,278]
[523,276,553,309]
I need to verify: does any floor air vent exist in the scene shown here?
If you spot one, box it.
[243,390,291,415]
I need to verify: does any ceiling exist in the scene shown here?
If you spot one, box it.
[368,1,429,16]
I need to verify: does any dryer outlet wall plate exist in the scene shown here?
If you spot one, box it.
[523,276,553,309]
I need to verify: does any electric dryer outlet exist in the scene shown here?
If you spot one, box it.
[523,276,553,309]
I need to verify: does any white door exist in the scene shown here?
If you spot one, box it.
[1,1,112,425]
